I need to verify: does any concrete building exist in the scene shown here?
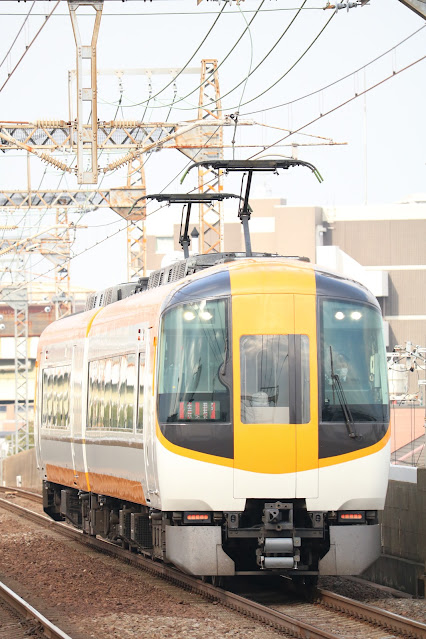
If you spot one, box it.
[0,286,89,436]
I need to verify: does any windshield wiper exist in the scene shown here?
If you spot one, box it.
[329,346,357,439]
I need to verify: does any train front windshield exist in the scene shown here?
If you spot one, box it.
[320,299,389,423]
[158,298,230,424]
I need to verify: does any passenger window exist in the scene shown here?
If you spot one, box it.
[137,352,145,433]
[126,354,136,430]
[87,354,136,432]
[41,365,71,429]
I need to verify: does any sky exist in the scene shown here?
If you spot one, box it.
[0,0,425,290]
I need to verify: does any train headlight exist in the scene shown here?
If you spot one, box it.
[335,311,345,320]
[183,310,195,321]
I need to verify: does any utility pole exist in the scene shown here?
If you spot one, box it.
[198,60,224,254]
[68,0,104,184]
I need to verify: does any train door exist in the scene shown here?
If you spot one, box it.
[70,342,86,490]
[34,360,42,471]
[143,329,160,508]
[70,344,78,486]
[233,292,319,500]
[233,293,297,499]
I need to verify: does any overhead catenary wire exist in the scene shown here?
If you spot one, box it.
[239,22,426,117]
[0,1,60,95]
[248,52,426,160]
[0,1,35,72]
[112,3,331,118]
[0,7,327,18]
[167,0,310,114]
[159,9,336,115]
[115,0,266,110]
[102,2,228,111]
[5,50,424,290]
[0,1,59,274]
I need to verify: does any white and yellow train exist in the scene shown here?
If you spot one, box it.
[35,252,390,582]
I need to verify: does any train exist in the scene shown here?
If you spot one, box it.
[35,249,390,583]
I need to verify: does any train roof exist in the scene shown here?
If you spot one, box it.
[85,252,376,313]
[85,252,310,312]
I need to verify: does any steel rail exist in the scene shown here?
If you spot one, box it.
[1,496,426,639]
[317,589,426,639]
[0,580,73,639]
[0,486,42,503]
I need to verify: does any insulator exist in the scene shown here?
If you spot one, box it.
[36,120,68,128]
[39,153,70,173]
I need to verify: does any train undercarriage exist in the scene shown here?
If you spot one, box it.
[43,480,379,582]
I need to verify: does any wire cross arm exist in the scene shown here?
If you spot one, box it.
[180,159,324,183]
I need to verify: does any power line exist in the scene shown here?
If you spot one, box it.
[117,0,267,110]
[0,1,60,94]
[240,22,426,117]
[0,7,326,18]
[106,2,228,111]
[163,10,336,114]
[248,53,426,159]
[0,1,35,71]
[122,3,331,115]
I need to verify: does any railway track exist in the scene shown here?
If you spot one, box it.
[0,486,42,503]
[1,490,425,639]
[0,580,72,639]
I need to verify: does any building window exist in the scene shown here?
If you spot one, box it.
[156,236,174,254]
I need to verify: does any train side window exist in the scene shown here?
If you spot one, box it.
[111,356,120,428]
[88,359,98,428]
[125,354,136,430]
[56,367,63,428]
[118,355,127,429]
[63,369,70,428]
[42,365,71,429]
[137,352,145,432]
[104,358,112,429]
[42,369,51,427]
[88,354,135,431]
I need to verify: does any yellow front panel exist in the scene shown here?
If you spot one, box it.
[230,261,319,482]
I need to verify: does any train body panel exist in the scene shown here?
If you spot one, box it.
[156,443,244,512]
[35,255,390,579]
[307,439,390,512]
